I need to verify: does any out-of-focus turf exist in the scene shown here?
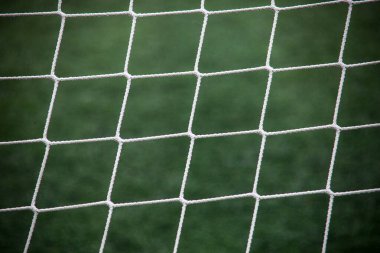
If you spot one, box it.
[0,0,379,252]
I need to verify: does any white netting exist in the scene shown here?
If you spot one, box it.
[0,0,379,253]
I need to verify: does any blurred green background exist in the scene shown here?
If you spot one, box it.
[0,0,379,252]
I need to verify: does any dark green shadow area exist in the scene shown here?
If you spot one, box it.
[332,128,380,192]
[251,194,328,253]
[129,14,203,74]
[185,135,261,200]
[62,0,129,13]
[36,141,117,208]
[29,206,108,253]
[134,0,200,13]
[258,129,335,195]
[0,143,45,208]
[264,67,341,131]
[0,15,60,76]
[199,10,273,72]
[105,202,181,253]
[338,64,380,126]
[178,198,254,253]
[275,0,332,7]
[48,78,125,140]
[0,210,33,252]
[193,71,267,134]
[205,0,269,10]
[112,137,189,203]
[0,0,57,12]
[56,16,131,77]
[0,79,53,141]
[327,193,380,253]
[344,1,380,64]
[121,76,196,138]
[271,4,346,67]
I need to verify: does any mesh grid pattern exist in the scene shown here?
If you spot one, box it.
[0,0,379,252]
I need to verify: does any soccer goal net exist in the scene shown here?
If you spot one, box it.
[0,0,379,252]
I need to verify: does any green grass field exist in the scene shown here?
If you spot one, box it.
[1,0,379,252]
